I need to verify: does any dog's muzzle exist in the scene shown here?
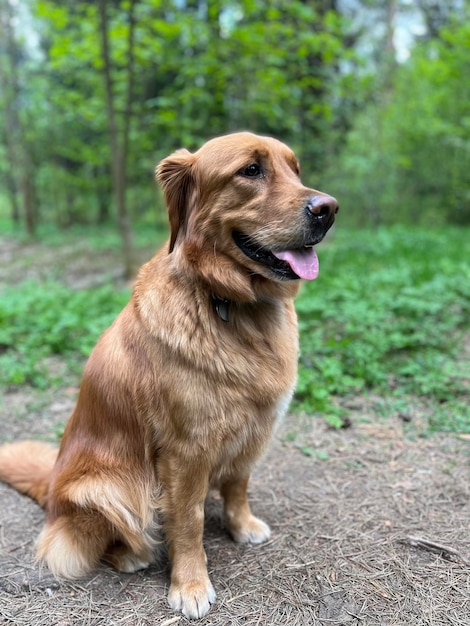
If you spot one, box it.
[233,193,338,281]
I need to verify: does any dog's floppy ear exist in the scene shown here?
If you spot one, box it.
[156,149,196,253]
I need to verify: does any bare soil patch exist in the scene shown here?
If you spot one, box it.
[1,387,469,625]
[1,236,469,625]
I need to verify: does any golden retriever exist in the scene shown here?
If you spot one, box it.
[0,132,338,619]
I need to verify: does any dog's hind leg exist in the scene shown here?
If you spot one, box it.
[39,474,158,578]
[37,511,113,579]
[104,530,156,573]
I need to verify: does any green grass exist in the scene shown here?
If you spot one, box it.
[0,225,469,433]
[0,281,130,388]
[295,225,470,432]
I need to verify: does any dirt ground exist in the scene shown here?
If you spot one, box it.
[1,237,469,625]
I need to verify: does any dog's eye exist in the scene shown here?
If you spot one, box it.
[239,163,262,178]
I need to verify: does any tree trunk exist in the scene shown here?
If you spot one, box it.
[5,168,20,224]
[0,0,36,235]
[98,0,136,278]
[95,165,111,224]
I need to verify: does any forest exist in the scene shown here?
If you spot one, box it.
[1,0,469,433]
[1,6,470,623]
[1,0,469,273]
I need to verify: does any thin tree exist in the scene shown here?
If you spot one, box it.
[98,0,136,278]
[0,0,36,235]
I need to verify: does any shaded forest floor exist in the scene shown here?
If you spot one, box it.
[1,235,469,625]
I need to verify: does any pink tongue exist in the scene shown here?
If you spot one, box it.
[273,247,319,280]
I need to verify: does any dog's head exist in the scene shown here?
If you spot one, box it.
[156,132,338,301]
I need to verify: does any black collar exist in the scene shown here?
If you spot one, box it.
[211,294,231,322]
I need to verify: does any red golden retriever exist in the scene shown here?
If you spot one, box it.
[0,132,338,619]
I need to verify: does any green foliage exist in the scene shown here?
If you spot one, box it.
[295,226,470,433]
[1,0,349,230]
[1,226,468,436]
[0,281,129,387]
[3,1,469,235]
[152,1,345,162]
[328,16,470,226]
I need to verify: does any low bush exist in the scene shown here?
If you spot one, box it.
[0,281,129,388]
[296,226,470,432]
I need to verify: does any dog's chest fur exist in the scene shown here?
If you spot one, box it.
[128,261,299,475]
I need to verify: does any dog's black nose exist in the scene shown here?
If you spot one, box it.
[305,194,339,220]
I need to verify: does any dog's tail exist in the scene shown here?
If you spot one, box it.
[0,441,58,508]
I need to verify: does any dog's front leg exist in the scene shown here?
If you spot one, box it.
[161,460,215,619]
[221,476,271,544]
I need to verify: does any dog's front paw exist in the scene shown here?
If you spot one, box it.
[168,578,216,619]
[229,514,271,544]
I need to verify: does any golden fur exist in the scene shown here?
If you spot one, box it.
[0,132,338,619]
